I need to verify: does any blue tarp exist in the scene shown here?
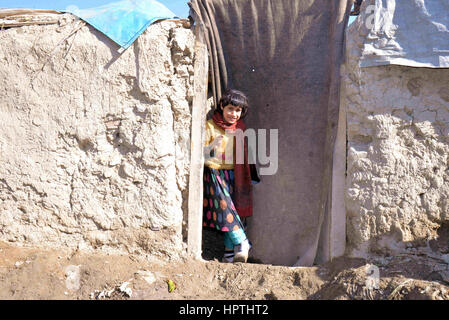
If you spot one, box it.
[64,0,177,51]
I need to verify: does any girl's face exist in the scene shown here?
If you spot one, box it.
[222,104,242,124]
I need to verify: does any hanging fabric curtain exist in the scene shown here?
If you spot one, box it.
[189,0,352,266]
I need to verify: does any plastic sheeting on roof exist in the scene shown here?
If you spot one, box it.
[356,0,449,68]
[64,0,177,51]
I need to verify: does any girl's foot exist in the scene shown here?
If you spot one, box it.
[233,239,251,263]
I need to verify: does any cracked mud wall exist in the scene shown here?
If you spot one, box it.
[343,18,449,257]
[0,14,195,259]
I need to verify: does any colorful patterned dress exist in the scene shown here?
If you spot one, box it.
[203,167,245,234]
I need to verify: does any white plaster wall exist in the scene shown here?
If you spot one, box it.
[0,15,195,259]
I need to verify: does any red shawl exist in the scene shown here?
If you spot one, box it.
[212,112,253,218]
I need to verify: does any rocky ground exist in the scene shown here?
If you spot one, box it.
[1,229,449,301]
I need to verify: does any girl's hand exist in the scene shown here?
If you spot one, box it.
[209,135,223,150]
[204,135,224,161]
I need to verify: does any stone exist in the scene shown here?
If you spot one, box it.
[134,270,157,285]
[118,281,132,297]
[64,265,81,291]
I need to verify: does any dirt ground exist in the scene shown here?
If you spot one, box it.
[1,228,449,300]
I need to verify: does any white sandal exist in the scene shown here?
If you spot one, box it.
[233,239,251,263]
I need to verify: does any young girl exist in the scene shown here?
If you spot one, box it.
[203,89,254,263]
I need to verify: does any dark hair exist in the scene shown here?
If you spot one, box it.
[217,88,249,118]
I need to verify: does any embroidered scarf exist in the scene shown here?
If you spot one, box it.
[212,112,253,218]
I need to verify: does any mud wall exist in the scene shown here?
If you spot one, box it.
[0,14,195,259]
[2,9,448,263]
[343,19,449,257]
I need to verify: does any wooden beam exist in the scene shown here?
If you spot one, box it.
[187,22,208,259]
